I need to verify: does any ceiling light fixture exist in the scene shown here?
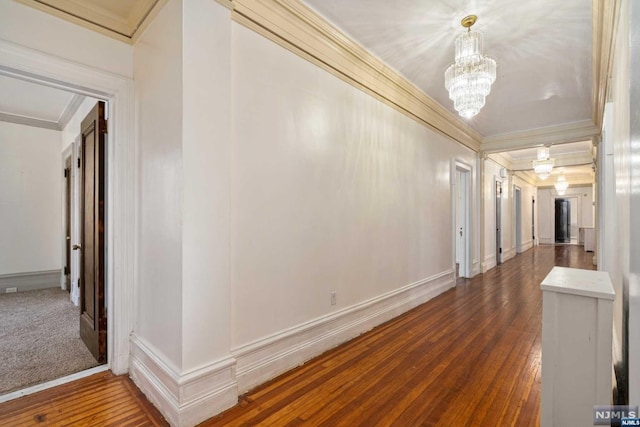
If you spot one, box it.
[532,146,554,180]
[445,15,497,119]
[554,173,569,195]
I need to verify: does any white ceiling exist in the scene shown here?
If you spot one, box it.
[302,0,593,139]
[0,74,85,131]
[16,0,160,40]
[8,0,596,185]
[505,141,593,160]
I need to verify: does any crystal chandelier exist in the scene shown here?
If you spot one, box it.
[445,15,497,118]
[554,173,569,195]
[532,147,554,180]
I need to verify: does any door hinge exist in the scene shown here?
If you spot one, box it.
[100,118,108,133]
[64,266,69,275]
[64,169,68,178]
[499,248,502,254]
[78,157,81,168]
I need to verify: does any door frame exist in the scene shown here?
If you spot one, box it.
[514,185,522,253]
[495,178,503,266]
[61,145,74,295]
[452,160,472,279]
[0,40,134,375]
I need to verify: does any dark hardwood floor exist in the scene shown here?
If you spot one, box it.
[0,245,595,426]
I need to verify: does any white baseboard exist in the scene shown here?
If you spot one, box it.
[539,237,554,245]
[0,269,61,293]
[482,255,496,273]
[129,336,238,427]
[231,270,454,394]
[503,247,516,261]
[472,261,481,277]
[521,239,533,252]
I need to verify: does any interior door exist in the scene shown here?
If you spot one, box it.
[64,158,72,292]
[496,180,502,265]
[77,101,107,363]
[555,198,571,243]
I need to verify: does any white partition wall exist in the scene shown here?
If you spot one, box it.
[541,267,614,427]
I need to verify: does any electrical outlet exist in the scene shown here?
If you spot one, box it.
[6,287,17,293]
[330,291,337,306]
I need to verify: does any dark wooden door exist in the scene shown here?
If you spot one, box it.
[78,101,107,363]
[555,198,571,243]
[64,158,71,292]
[496,181,502,265]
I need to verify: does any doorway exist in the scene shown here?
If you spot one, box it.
[453,162,472,278]
[0,40,134,399]
[514,187,522,253]
[0,85,106,396]
[496,180,502,265]
[555,198,571,243]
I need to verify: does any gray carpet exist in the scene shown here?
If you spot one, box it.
[0,288,100,395]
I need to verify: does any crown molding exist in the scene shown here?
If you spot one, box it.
[0,93,86,131]
[16,0,166,45]
[57,93,85,130]
[592,0,620,130]
[228,0,482,152]
[513,171,538,187]
[486,152,513,171]
[481,121,600,154]
[0,111,59,130]
[510,151,594,171]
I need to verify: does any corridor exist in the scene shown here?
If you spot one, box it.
[0,245,596,426]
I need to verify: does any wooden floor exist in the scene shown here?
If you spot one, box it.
[0,245,595,426]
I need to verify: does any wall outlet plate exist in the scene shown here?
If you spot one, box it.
[6,287,17,293]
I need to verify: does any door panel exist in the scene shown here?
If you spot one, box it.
[64,158,71,291]
[496,181,502,265]
[555,198,571,243]
[79,101,106,363]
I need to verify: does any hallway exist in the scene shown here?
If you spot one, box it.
[0,245,595,426]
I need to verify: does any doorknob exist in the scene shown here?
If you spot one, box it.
[73,244,82,250]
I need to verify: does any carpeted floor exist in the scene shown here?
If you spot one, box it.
[0,288,100,395]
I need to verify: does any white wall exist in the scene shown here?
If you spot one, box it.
[601,0,640,404]
[0,121,62,275]
[135,0,184,372]
[0,1,132,78]
[537,185,593,244]
[230,23,477,348]
[513,175,535,253]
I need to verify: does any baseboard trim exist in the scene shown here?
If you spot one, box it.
[232,270,454,393]
[129,336,238,427]
[521,240,534,252]
[503,247,517,261]
[482,255,497,273]
[472,261,481,277]
[0,270,61,293]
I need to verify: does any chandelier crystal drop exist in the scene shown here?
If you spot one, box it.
[445,15,497,119]
[554,174,569,194]
[532,147,554,180]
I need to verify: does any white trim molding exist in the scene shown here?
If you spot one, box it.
[232,271,454,393]
[0,270,61,293]
[482,254,497,273]
[521,239,534,253]
[503,247,517,262]
[482,121,600,154]
[130,336,238,427]
[228,0,482,153]
[0,39,135,375]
